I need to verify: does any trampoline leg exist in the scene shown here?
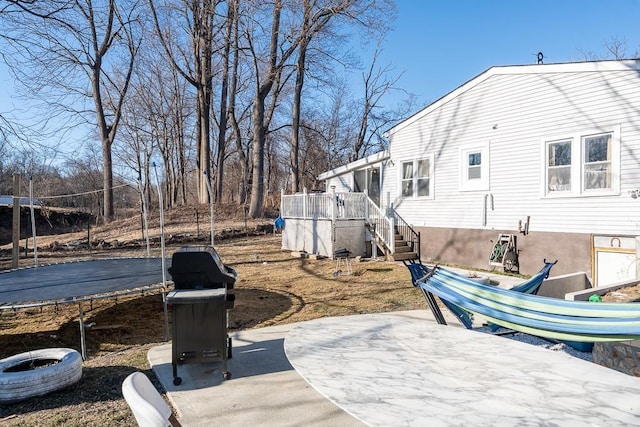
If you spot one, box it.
[78,302,87,360]
[162,291,169,342]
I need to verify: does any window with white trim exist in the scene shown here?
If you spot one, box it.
[460,145,489,191]
[583,133,612,191]
[401,156,433,198]
[547,139,572,192]
[543,128,619,197]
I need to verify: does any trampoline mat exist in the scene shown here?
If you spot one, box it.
[0,258,170,305]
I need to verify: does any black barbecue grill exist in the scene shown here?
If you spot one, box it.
[167,245,237,385]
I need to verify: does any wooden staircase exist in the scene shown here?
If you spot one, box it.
[367,224,419,261]
[363,195,420,262]
[390,230,418,261]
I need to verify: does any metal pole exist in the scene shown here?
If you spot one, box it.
[204,170,214,247]
[78,302,86,360]
[29,175,38,266]
[152,162,170,342]
[12,173,20,269]
[138,178,151,257]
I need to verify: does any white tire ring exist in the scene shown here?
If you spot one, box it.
[0,348,83,404]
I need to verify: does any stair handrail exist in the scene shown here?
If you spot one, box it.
[365,196,394,254]
[389,209,421,261]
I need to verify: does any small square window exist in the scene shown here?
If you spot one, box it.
[467,153,481,180]
[460,146,489,191]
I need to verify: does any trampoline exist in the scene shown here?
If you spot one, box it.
[0,258,170,359]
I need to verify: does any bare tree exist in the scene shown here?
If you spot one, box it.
[289,0,396,193]
[212,0,237,202]
[149,0,224,204]
[289,0,337,194]
[1,0,143,222]
[245,0,347,217]
[352,45,415,160]
[116,40,195,210]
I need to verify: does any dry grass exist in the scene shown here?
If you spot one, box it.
[0,207,423,426]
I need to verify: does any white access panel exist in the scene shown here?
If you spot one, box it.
[593,235,638,287]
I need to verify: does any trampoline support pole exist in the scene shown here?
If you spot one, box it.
[153,162,170,342]
[78,302,87,360]
[162,292,169,342]
[204,170,214,247]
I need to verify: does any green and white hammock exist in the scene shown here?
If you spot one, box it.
[415,264,640,343]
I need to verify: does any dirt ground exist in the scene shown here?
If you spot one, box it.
[1,205,639,426]
[0,206,423,426]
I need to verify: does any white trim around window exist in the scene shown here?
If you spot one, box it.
[400,155,434,199]
[460,144,489,192]
[542,126,620,197]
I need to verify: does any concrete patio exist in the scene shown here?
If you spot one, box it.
[148,309,640,426]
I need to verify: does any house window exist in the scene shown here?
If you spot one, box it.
[543,129,619,197]
[460,145,489,191]
[467,152,482,180]
[583,134,611,191]
[547,140,572,192]
[401,162,413,197]
[401,156,433,198]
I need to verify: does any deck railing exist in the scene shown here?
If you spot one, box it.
[281,191,366,220]
[390,209,421,260]
[365,196,394,254]
[281,190,397,255]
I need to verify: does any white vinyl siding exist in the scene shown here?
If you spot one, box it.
[383,62,640,235]
[326,176,352,193]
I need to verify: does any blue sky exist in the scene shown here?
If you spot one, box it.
[2,0,640,152]
[375,0,640,107]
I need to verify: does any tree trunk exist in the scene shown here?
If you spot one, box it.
[197,85,212,204]
[290,40,308,194]
[101,139,114,221]
[215,0,235,202]
[249,91,267,218]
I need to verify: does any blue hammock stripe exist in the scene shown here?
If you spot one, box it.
[417,266,640,342]
[406,261,555,330]
[405,262,473,328]
[429,274,640,327]
[475,312,640,343]
[420,276,640,334]
[433,268,640,318]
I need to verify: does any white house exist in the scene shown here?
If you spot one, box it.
[312,59,640,286]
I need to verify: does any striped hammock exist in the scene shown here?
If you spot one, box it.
[405,261,555,329]
[416,265,640,343]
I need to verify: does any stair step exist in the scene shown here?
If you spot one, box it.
[391,252,418,261]
[394,245,412,253]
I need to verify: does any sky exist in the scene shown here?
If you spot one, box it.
[373,0,640,108]
[2,0,640,157]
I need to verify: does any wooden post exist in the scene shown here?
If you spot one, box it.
[12,173,20,269]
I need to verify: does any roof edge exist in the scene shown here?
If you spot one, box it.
[385,58,640,137]
[317,151,390,181]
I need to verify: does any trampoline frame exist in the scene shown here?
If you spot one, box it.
[0,258,170,360]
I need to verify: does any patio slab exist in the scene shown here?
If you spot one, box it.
[149,310,640,426]
[148,323,363,426]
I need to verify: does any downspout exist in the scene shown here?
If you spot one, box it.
[483,193,494,226]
